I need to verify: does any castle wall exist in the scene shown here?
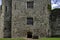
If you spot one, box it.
[1,0,12,38]
[0,5,2,15]
[12,0,51,38]
[1,0,51,38]
[0,5,3,38]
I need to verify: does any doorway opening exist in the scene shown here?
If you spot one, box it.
[27,32,32,38]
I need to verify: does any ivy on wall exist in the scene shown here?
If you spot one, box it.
[47,4,51,11]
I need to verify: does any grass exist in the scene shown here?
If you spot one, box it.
[0,38,25,40]
[39,38,60,40]
[0,38,60,40]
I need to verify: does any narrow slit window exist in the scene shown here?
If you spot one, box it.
[5,6,7,12]
[15,3,16,9]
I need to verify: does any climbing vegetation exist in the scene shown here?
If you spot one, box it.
[47,4,51,11]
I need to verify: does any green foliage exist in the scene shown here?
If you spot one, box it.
[47,4,51,11]
[52,8,60,11]
[0,38,60,40]
[0,38,25,40]
[39,38,60,40]
[51,8,60,14]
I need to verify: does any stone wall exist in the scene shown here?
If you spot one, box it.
[1,0,12,38]
[12,0,51,38]
[1,0,51,38]
[3,0,12,38]
[0,5,3,38]
[0,5,2,15]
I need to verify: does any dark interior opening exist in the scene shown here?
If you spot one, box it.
[27,32,32,38]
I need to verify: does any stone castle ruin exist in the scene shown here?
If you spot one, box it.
[0,0,51,38]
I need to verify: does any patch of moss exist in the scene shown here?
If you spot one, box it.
[47,4,51,11]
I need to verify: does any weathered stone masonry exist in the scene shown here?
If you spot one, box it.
[12,0,51,38]
[0,0,51,38]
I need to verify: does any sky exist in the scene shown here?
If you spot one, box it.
[0,0,2,5]
[0,0,60,9]
[51,0,60,9]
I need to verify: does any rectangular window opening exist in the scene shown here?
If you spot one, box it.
[27,1,34,8]
[27,17,33,25]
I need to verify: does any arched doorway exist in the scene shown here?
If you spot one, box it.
[27,32,32,38]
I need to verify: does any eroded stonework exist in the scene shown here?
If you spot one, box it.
[1,0,51,38]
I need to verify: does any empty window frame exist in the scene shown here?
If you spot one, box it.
[27,17,33,25]
[27,1,34,8]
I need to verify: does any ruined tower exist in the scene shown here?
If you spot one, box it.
[2,0,12,38]
[1,0,51,38]
[0,5,2,38]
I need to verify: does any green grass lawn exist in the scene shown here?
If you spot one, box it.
[39,38,60,40]
[0,38,60,40]
[0,38,25,40]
